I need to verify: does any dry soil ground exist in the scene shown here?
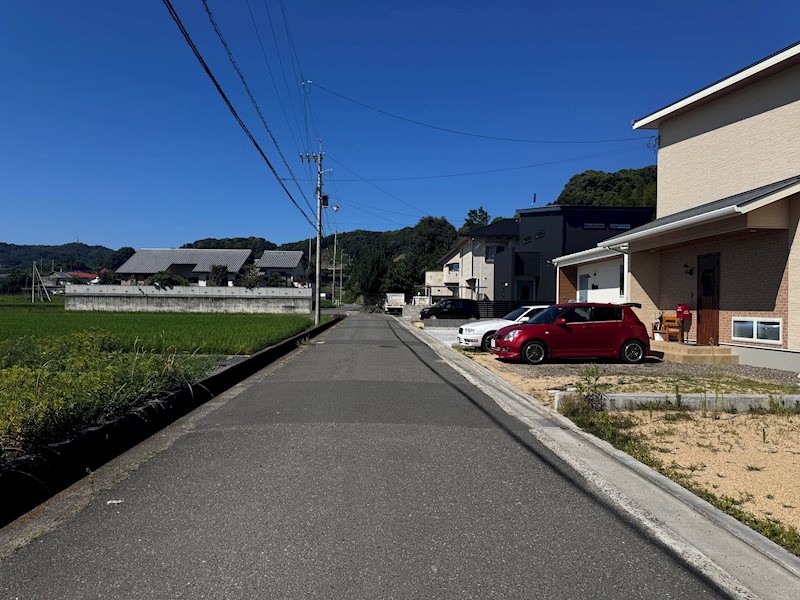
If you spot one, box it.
[466,351,800,530]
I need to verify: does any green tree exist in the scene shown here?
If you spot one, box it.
[208,265,229,287]
[97,269,119,285]
[146,271,190,288]
[555,166,656,207]
[182,237,277,255]
[459,207,490,235]
[236,264,264,289]
[382,253,422,295]
[109,247,136,270]
[411,216,458,272]
[348,251,388,297]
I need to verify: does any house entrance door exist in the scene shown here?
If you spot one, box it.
[696,253,720,345]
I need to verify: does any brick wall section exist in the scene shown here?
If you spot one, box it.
[628,251,661,327]
[788,201,800,350]
[630,230,790,347]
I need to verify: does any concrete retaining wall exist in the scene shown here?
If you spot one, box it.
[553,391,800,413]
[65,285,312,314]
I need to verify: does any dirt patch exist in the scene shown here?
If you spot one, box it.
[628,411,800,530]
[468,350,800,532]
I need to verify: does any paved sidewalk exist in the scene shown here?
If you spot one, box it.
[1,314,725,599]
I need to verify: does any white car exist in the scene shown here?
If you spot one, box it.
[457,305,549,351]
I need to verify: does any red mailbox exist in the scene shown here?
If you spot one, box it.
[676,304,691,319]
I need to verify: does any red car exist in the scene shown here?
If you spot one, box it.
[490,303,650,364]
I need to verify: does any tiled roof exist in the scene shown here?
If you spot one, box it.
[255,250,304,269]
[464,218,519,238]
[116,248,251,274]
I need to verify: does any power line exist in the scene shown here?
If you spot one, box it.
[308,81,655,145]
[326,156,427,215]
[244,0,303,157]
[261,0,307,154]
[278,0,312,151]
[201,0,315,217]
[323,143,649,182]
[161,0,314,229]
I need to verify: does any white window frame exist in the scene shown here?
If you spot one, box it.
[730,317,782,345]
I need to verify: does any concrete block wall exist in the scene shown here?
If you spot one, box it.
[65,285,313,314]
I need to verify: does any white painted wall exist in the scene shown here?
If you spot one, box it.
[576,258,625,304]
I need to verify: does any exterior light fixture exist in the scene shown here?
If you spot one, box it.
[683,264,693,275]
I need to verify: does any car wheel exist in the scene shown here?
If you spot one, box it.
[621,340,645,364]
[521,341,546,365]
[481,332,496,352]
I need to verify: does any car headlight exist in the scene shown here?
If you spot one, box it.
[462,327,474,334]
[503,329,522,341]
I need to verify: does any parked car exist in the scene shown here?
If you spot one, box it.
[490,303,650,365]
[419,298,479,320]
[458,305,549,352]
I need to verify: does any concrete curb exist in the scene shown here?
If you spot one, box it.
[552,391,800,413]
[394,316,800,600]
[0,315,345,528]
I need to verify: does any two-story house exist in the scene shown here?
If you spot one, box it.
[426,206,654,303]
[558,41,800,370]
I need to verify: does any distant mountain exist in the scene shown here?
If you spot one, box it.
[0,242,118,272]
[555,165,656,207]
[181,237,278,255]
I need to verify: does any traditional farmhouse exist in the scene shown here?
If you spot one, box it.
[255,250,306,285]
[555,41,800,370]
[426,206,653,303]
[116,248,251,286]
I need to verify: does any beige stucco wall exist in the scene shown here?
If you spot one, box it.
[657,61,800,218]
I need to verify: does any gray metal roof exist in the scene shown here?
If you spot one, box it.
[601,175,800,245]
[255,250,304,269]
[116,248,251,274]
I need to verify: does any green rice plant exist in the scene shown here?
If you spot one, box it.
[0,331,215,462]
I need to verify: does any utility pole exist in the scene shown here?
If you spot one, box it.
[300,142,325,325]
[339,250,344,306]
[331,230,337,306]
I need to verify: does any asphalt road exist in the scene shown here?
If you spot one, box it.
[0,313,725,599]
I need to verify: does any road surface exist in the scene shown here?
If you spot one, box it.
[0,313,723,598]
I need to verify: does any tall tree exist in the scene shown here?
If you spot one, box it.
[555,166,656,207]
[109,246,136,270]
[459,207,490,235]
[411,216,458,272]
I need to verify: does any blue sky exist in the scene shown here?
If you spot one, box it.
[1,1,798,250]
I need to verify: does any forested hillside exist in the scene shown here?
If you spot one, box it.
[0,242,124,271]
[556,165,656,207]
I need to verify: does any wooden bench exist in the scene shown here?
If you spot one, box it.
[652,315,683,342]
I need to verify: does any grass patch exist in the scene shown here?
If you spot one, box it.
[0,300,314,355]
[560,394,800,557]
[0,330,216,462]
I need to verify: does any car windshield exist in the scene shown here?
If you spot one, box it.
[527,305,560,324]
[502,307,528,321]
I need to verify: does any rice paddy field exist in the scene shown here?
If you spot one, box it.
[0,295,318,459]
[0,295,314,355]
